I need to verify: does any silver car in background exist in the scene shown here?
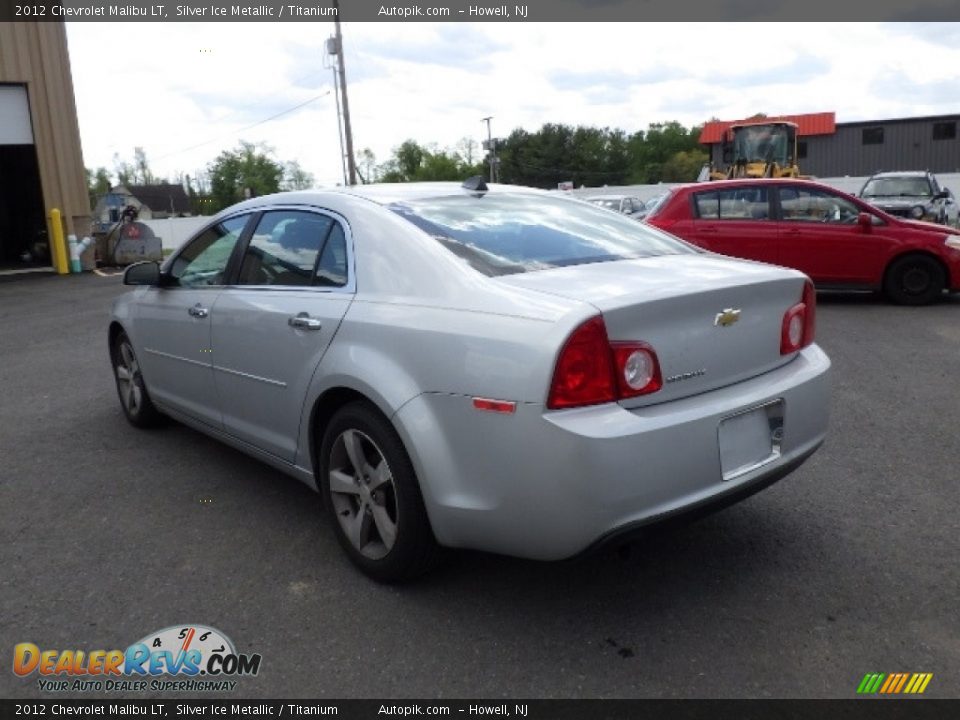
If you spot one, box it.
[110,179,831,581]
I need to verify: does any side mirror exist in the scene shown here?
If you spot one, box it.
[934,189,949,200]
[857,212,874,230]
[123,261,161,286]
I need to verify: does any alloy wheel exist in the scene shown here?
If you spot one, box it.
[328,429,399,560]
[115,340,143,415]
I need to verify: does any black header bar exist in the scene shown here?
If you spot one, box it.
[1,699,957,720]
[2,0,959,22]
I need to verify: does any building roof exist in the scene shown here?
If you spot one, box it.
[699,112,837,144]
[124,184,191,214]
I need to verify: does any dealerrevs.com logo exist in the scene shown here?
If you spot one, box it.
[13,624,262,693]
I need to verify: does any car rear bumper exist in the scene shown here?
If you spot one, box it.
[394,344,831,561]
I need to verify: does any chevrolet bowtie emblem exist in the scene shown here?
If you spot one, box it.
[714,308,741,327]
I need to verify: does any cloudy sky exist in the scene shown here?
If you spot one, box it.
[64,22,960,188]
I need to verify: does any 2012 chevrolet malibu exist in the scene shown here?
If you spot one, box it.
[110,180,831,581]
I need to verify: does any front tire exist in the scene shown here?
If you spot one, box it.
[111,331,163,427]
[319,401,443,582]
[884,255,945,306]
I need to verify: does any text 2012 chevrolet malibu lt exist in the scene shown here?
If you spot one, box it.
[110,180,831,581]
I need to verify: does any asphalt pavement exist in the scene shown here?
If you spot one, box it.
[1,273,958,699]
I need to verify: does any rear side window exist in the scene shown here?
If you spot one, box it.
[315,223,348,287]
[694,188,770,220]
[389,193,696,276]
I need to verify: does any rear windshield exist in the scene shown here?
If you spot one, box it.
[389,193,696,276]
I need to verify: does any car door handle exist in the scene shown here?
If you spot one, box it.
[188,304,209,318]
[699,226,718,233]
[288,313,322,330]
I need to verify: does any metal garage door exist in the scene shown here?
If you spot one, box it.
[0,85,34,145]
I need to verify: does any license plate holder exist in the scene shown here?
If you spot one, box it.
[718,400,784,480]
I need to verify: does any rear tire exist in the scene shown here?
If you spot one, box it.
[884,255,945,306]
[319,401,443,582]
[111,331,163,427]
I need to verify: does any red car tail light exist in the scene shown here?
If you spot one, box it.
[548,317,617,409]
[780,280,816,355]
[548,316,662,409]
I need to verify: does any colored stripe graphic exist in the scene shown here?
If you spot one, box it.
[907,673,933,694]
[857,673,885,694]
[879,674,897,693]
[857,672,932,694]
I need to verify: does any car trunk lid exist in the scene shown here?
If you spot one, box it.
[497,254,809,407]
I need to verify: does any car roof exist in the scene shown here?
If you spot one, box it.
[344,181,560,203]
[670,177,848,193]
[866,171,931,179]
[233,182,555,210]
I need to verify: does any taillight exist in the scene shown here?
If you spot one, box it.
[612,343,662,398]
[547,316,661,409]
[780,280,816,355]
[547,317,616,409]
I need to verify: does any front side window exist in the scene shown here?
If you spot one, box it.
[694,187,770,221]
[238,210,339,287]
[169,215,248,288]
[389,193,696,276]
[779,187,860,224]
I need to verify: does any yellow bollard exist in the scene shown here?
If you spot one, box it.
[47,208,70,275]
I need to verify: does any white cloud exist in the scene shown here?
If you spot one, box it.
[65,22,960,191]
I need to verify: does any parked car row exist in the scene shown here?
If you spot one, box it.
[583,192,672,222]
[584,194,646,219]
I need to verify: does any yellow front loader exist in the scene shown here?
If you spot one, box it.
[699,121,805,181]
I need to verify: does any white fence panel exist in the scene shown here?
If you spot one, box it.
[140,217,210,252]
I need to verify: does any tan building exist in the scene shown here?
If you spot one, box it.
[0,22,90,271]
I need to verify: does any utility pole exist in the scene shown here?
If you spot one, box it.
[329,57,347,185]
[482,116,496,183]
[333,0,357,185]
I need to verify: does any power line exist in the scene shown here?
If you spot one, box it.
[152,91,331,162]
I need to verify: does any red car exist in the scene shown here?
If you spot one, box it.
[645,178,960,305]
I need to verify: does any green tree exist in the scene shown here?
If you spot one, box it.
[112,147,162,186]
[282,161,315,191]
[86,166,112,210]
[378,140,484,183]
[133,147,159,185]
[207,141,285,212]
[661,149,709,182]
[498,124,631,188]
[357,148,378,184]
[627,121,704,184]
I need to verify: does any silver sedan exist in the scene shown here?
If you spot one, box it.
[110,179,831,581]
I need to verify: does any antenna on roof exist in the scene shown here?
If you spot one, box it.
[462,176,488,192]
